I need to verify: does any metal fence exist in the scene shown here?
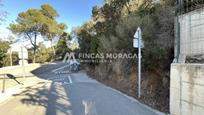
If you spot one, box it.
[175,0,204,63]
[177,0,204,14]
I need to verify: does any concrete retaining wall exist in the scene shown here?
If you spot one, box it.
[0,64,41,77]
[177,8,204,62]
[170,64,204,115]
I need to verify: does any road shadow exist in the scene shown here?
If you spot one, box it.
[12,63,73,115]
[13,81,72,115]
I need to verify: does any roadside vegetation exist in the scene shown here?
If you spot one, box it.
[0,34,70,67]
[75,0,175,112]
[0,3,71,67]
[0,38,19,67]
[0,0,175,112]
[9,4,68,63]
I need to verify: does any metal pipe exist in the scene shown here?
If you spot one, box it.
[138,28,141,98]
[2,74,6,93]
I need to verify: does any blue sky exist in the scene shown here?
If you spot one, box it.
[0,0,103,38]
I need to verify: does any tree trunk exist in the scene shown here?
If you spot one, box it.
[33,47,36,63]
[51,39,56,61]
[33,32,37,63]
[25,32,37,63]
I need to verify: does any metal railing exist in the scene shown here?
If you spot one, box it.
[0,74,24,93]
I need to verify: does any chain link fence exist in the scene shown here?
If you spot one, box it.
[177,0,204,14]
[175,0,204,63]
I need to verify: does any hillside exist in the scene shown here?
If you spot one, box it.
[75,0,175,113]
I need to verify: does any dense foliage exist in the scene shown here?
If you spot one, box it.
[2,52,19,67]
[0,40,19,67]
[0,40,10,67]
[76,0,174,70]
[75,0,175,112]
[27,43,52,63]
[9,4,67,63]
[55,32,70,60]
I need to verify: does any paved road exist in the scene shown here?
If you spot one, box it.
[0,63,163,115]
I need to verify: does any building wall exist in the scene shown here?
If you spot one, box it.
[170,64,204,115]
[177,8,204,62]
